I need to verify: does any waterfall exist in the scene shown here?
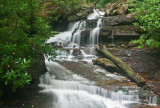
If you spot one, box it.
[89,18,102,46]
[41,9,158,108]
[46,18,104,61]
[46,21,81,44]
[71,21,86,46]
[39,61,141,108]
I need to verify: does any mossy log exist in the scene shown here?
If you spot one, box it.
[96,44,146,86]
[93,58,120,72]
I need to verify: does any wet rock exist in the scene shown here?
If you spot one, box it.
[50,42,65,48]
[57,61,98,80]
[72,49,81,56]
[81,28,92,45]
[93,58,119,72]
[86,19,97,28]
[99,26,112,37]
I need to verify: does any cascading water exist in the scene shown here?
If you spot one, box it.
[89,18,102,46]
[39,61,140,108]
[40,9,158,108]
[72,21,86,46]
[88,18,102,54]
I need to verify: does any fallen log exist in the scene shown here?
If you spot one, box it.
[96,44,146,86]
[93,58,120,72]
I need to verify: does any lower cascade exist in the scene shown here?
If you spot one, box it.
[39,10,157,108]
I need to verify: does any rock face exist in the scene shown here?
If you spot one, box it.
[113,26,139,36]
[102,14,135,26]
[108,48,160,74]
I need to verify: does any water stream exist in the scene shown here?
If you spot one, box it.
[40,10,158,108]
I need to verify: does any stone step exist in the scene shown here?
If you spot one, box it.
[81,25,139,38]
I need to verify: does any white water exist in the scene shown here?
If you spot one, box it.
[89,18,102,46]
[72,21,86,46]
[87,9,105,20]
[39,61,141,108]
[41,10,158,108]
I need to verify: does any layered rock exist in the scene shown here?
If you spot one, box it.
[86,14,135,28]
[102,14,135,26]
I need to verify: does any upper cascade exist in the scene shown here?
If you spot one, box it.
[46,9,105,47]
[45,9,105,61]
[89,18,102,46]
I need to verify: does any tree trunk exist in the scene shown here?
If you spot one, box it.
[96,44,146,86]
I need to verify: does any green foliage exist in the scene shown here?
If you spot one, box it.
[0,0,53,91]
[129,0,160,48]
